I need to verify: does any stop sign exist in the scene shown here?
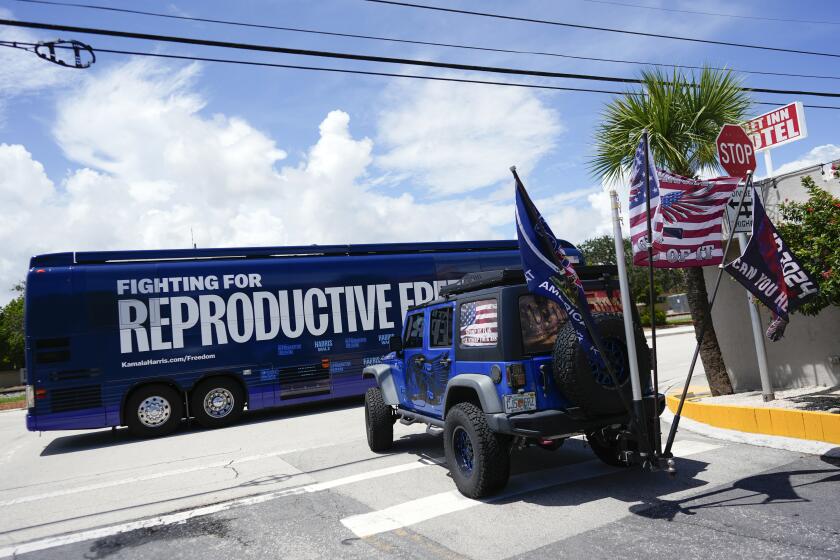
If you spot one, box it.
[716,124,756,180]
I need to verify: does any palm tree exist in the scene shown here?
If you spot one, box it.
[591,67,751,396]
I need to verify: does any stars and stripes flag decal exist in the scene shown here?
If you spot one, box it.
[513,167,600,366]
[459,300,498,347]
[629,136,740,268]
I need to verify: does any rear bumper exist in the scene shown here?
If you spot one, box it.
[487,393,665,438]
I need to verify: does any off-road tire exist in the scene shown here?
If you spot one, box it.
[586,427,632,467]
[444,402,510,498]
[552,312,650,416]
[191,377,245,429]
[365,387,393,452]
[126,384,183,438]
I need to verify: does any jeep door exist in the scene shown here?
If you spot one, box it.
[401,311,427,410]
[423,303,455,416]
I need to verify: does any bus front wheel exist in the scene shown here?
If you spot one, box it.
[126,384,184,438]
[191,377,244,429]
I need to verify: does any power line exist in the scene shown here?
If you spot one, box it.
[364,0,840,59]
[1,18,840,100]
[579,0,840,26]
[12,0,840,82]
[3,39,837,111]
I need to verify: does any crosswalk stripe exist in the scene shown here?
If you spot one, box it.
[341,439,721,538]
[0,458,437,559]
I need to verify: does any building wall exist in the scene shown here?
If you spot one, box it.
[707,158,840,392]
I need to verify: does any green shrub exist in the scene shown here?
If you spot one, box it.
[639,308,667,326]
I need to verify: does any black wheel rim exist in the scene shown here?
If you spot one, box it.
[452,426,474,476]
[588,336,630,387]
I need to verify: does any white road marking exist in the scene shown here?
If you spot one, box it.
[0,458,435,559]
[341,439,721,538]
[0,441,341,507]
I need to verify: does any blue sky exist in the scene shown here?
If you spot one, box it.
[0,0,838,300]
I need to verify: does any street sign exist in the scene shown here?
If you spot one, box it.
[745,101,807,153]
[724,185,753,234]
[716,124,756,180]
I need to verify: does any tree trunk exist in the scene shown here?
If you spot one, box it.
[684,266,733,396]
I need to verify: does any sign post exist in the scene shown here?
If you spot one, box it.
[715,124,774,402]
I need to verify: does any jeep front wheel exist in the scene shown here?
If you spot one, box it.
[444,402,510,498]
[365,387,393,452]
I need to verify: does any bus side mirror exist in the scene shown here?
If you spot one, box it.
[389,335,403,354]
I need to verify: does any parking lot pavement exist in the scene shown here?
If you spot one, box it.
[1,331,837,559]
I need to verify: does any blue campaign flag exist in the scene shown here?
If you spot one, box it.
[724,185,818,338]
[512,168,600,360]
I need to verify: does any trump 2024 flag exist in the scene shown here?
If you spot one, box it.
[724,185,818,323]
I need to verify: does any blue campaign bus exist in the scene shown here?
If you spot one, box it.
[23,240,583,437]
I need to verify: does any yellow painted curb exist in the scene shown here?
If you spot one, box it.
[666,393,840,445]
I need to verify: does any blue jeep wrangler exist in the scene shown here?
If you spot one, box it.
[363,268,662,498]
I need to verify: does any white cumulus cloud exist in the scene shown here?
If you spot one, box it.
[0,59,610,304]
[375,77,562,196]
[772,144,840,177]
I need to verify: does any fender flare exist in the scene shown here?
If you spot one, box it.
[363,364,400,406]
[443,374,503,414]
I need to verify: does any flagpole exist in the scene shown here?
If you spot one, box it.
[662,171,753,458]
[642,130,662,456]
[609,189,651,459]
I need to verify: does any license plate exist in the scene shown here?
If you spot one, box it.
[504,392,536,414]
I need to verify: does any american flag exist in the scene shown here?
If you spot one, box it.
[628,133,660,266]
[459,300,498,347]
[648,169,741,267]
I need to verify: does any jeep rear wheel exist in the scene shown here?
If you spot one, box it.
[552,312,650,416]
[365,387,394,452]
[444,402,510,498]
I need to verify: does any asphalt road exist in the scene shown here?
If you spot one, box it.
[1,330,837,559]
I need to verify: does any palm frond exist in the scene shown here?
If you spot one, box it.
[590,66,751,181]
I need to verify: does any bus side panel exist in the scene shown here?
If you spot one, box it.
[25,248,523,432]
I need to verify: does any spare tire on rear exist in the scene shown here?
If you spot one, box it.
[551,312,650,416]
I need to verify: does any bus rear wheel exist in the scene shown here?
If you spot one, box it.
[126,384,184,438]
[191,377,244,429]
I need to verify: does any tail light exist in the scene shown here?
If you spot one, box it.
[35,388,47,399]
[25,386,35,408]
[321,358,330,370]
[506,363,526,389]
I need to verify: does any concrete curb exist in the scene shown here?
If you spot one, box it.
[666,392,840,445]
[661,407,840,457]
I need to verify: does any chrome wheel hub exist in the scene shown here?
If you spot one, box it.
[138,396,171,427]
[203,388,234,418]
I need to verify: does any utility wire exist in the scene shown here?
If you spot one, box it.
[12,0,840,82]
[364,0,840,59]
[1,18,840,100]
[579,0,840,26]
[3,39,838,111]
